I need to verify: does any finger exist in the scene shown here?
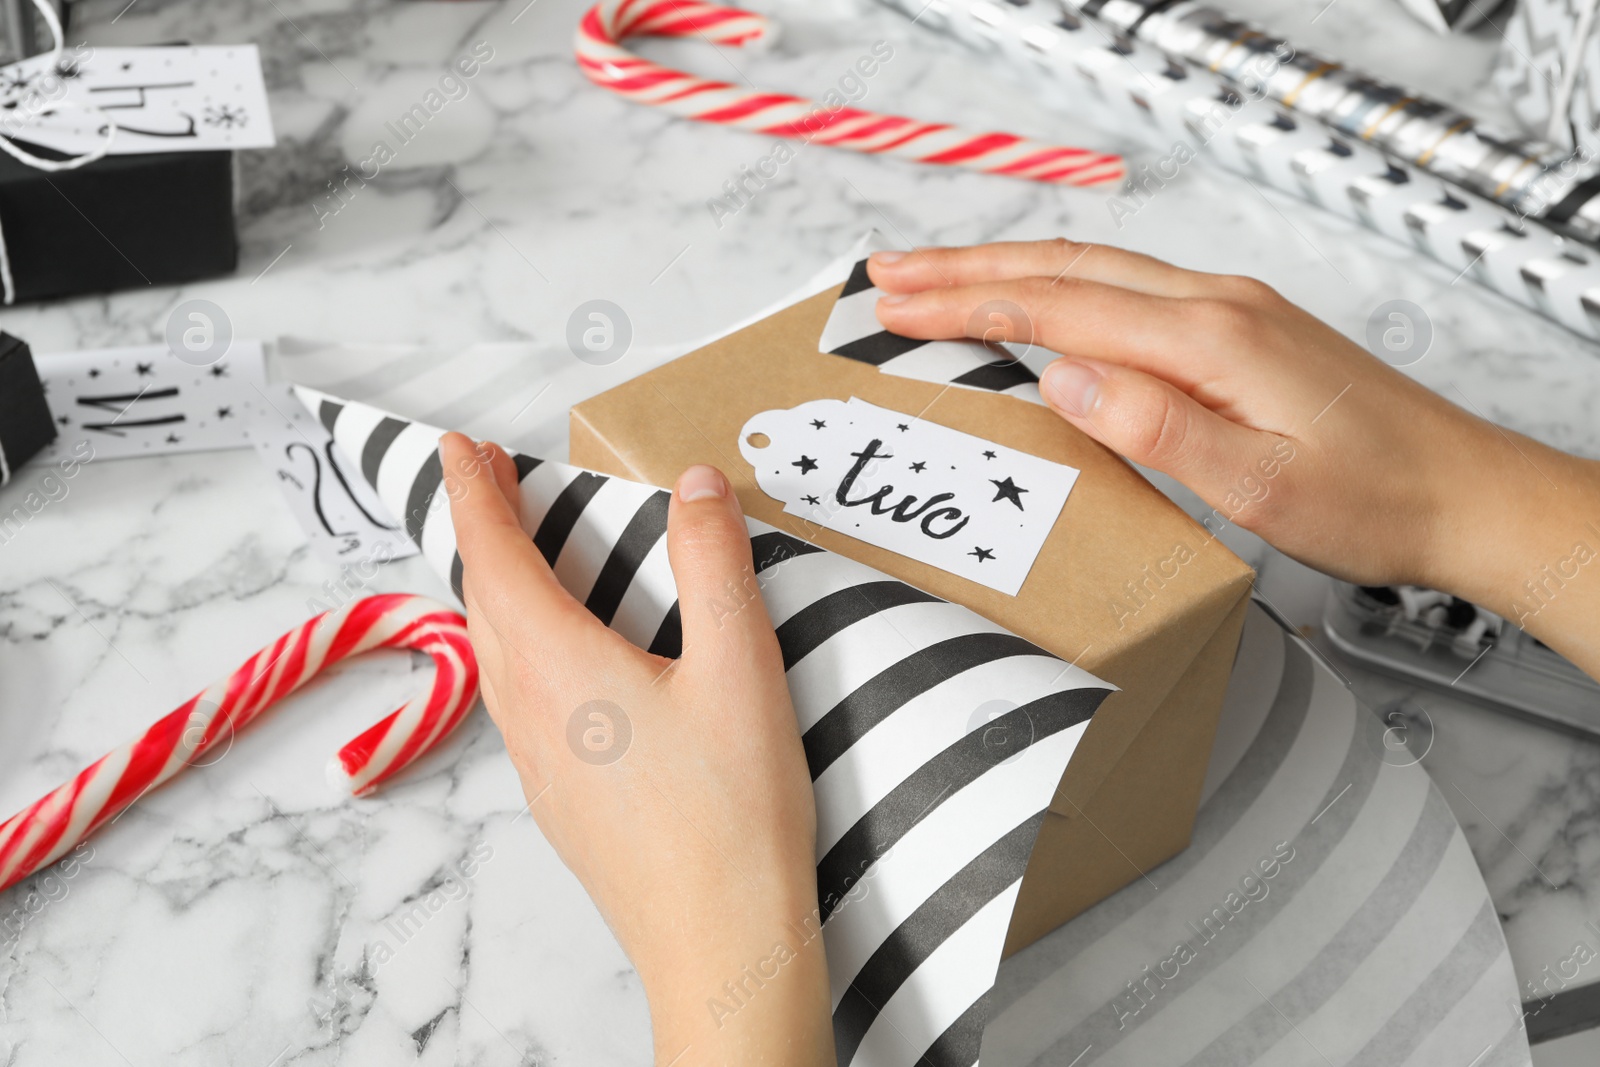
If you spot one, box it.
[1039,358,1282,505]
[484,440,524,508]
[867,239,1223,299]
[440,433,622,666]
[664,464,782,673]
[873,276,1253,393]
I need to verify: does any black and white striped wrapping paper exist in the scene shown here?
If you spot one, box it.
[293,384,1115,1067]
[818,236,1046,406]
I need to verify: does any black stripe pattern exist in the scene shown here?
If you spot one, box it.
[815,687,1101,923]
[833,813,1047,1065]
[804,632,1050,778]
[361,417,409,487]
[533,471,608,565]
[295,385,1114,1067]
[403,450,443,548]
[585,490,670,625]
[817,253,1047,406]
[776,581,940,670]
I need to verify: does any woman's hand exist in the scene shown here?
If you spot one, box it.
[869,239,1600,677]
[440,434,835,1066]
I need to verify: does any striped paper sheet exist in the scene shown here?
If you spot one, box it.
[982,605,1530,1067]
[294,385,1112,1067]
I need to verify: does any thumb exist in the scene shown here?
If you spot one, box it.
[666,464,780,669]
[1040,358,1279,506]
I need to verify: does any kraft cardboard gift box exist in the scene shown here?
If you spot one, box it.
[570,286,1255,954]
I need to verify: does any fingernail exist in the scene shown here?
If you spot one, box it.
[879,292,911,306]
[870,250,905,266]
[1041,360,1102,418]
[677,464,728,502]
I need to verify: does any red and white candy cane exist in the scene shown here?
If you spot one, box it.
[0,594,479,893]
[576,0,1125,187]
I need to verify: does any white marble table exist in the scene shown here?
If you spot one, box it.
[4,0,1600,1063]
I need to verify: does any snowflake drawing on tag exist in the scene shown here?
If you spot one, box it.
[203,104,247,128]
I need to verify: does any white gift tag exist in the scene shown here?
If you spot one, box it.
[252,384,420,567]
[1,46,276,155]
[739,398,1079,595]
[34,341,272,461]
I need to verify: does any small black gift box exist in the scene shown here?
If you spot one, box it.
[0,141,238,304]
[0,331,55,484]
[0,0,68,66]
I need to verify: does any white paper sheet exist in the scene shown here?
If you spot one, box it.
[982,604,1531,1067]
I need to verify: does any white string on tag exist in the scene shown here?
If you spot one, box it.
[1550,0,1600,148]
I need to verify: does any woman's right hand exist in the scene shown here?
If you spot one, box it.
[868,239,1600,678]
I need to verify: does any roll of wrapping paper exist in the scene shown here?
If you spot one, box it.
[879,0,1600,342]
[1091,0,1600,245]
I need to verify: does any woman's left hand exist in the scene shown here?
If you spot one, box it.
[441,433,835,1066]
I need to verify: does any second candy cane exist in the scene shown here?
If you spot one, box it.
[0,594,479,893]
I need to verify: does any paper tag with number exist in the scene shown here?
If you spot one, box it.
[251,384,420,567]
[739,398,1079,595]
[33,341,271,461]
[0,45,275,155]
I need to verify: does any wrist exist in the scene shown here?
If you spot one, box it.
[638,896,835,1065]
[1420,420,1600,632]
[645,936,834,1066]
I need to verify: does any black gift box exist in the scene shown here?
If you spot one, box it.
[0,0,69,66]
[0,141,238,304]
[0,331,55,483]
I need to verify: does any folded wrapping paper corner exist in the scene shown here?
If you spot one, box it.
[293,383,1115,1066]
[818,231,1046,407]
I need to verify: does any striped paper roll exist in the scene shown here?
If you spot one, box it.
[817,233,1048,406]
[292,384,1114,1066]
[879,0,1600,343]
[1091,0,1600,244]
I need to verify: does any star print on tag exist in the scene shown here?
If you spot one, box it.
[990,476,1027,510]
[739,398,1080,595]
